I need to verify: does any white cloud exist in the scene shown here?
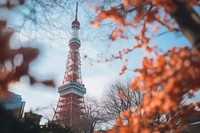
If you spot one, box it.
[84,72,117,99]
[10,83,59,110]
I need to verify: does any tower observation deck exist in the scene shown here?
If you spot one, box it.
[53,2,86,127]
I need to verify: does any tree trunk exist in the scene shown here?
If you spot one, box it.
[171,0,200,49]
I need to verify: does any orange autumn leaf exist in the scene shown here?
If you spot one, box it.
[156,55,165,69]
[120,108,131,118]
[119,65,127,75]
[92,1,200,132]
[115,118,123,126]
[0,20,55,98]
[119,90,126,99]
[98,7,125,25]
[110,29,124,41]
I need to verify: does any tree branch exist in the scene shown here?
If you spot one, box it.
[171,0,200,49]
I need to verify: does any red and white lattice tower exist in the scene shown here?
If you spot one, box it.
[53,2,86,127]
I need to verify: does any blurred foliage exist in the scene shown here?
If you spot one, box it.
[0,15,55,98]
[92,0,200,132]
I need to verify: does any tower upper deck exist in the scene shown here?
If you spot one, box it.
[69,2,81,47]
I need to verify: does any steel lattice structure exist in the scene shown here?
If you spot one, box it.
[53,3,86,127]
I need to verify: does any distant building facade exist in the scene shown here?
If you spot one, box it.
[0,91,25,118]
[24,112,42,126]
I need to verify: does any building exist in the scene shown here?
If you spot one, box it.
[53,2,86,128]
[0,91,25,118]
[24,112,42,126]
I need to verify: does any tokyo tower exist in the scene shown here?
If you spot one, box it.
[53,2,86,127]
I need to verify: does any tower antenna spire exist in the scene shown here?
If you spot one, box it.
[75,2,78,20]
